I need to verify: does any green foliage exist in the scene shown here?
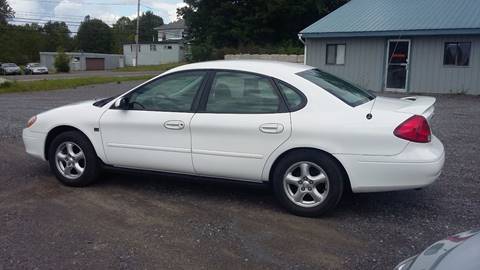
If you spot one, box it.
[54,48,70,73]
[112,12,164,53]
[77,18,114,53]
[0,0,14,25]
[0,23,45,64]
[43,21,72,52]
[0,75,154,94]
[179,0,349,60]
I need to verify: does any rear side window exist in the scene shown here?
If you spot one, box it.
[276,80,305,111]
[297,69,374,107]
[205,71,282,113]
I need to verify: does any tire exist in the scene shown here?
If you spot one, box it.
[272,150,345,217]
[48,131,100,187]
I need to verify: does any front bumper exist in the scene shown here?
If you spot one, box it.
[23,128,47,161]
[335,135,445,193]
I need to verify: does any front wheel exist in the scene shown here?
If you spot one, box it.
[272,151,345,217]
[48,131,100,187]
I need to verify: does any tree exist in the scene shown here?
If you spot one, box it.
[178,0,350,60]
[112,16,135,53]
[43,21,72,51]
[0,0,14,25]
[77,18,113,53]
[131,11,164,43]
[54,47,70,72]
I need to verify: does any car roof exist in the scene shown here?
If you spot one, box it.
[169,60,313,78]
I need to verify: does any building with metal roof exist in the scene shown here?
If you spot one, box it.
[299,0,480,94]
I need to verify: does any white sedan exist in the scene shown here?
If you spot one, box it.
[23,60,445,216]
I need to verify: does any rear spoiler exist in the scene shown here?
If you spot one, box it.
[397,96,436,120]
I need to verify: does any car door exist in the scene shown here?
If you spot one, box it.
[99,70,207,173]
[190,70,292,181]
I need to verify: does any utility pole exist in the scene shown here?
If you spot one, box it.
[135,0,140,66]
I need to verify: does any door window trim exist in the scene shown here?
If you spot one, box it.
[111,69,210,113]
[196,69,289,114]
[272,79,307,112]
[384,39,411,92]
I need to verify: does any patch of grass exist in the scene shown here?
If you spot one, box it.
[114,62,184,72]
[0,75,154,94]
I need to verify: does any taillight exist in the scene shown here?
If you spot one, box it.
[394,115,431,143]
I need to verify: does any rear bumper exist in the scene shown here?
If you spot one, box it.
[22,129,47,161]
[335,135,445,193]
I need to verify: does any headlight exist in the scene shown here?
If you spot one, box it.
[27,115,37,128]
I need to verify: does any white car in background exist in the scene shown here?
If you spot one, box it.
[22,60,445,216]
[24,63,49,75]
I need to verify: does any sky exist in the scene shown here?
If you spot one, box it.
[9,0,186,32]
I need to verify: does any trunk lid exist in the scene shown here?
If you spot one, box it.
[371,96,435,121]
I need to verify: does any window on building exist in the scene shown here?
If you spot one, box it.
[164,45,173,50]
[150,44,157,51]
[444,42,471,66]
[326,44,346,65]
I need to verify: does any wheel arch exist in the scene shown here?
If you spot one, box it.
[44,125,96,161]
[267,147,352,192]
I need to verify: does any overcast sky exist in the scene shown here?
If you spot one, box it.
[9,0,186,32]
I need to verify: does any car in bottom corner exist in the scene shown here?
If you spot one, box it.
[1,63,22,75]
[24,63,49,75]
[395,230,480,270]
[22,60,445,217]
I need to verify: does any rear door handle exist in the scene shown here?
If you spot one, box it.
[164,120,185,130]
[259,123,284,134]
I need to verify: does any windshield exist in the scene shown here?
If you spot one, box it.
[3,63,16,67]
[29,63,40,67]
[297,69,375,107]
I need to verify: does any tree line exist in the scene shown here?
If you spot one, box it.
[179,0,349,61]
[0,0,163,64]
[1,0,349,64]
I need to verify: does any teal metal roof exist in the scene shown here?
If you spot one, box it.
[300,0,480,38]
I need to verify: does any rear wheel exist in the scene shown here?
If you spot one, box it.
[272,151,345,217]
[48,131,100,187]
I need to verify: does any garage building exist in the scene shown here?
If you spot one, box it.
[299,0,480,95]
[40,52,124,72]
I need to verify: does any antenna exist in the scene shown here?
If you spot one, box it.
[366,35,402,120]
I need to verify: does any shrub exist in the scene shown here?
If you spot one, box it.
[54,47,70,73]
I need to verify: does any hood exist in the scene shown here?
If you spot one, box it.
[400,230,480,270]
[372,96,436,120]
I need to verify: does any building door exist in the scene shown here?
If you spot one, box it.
[85,58,105,70]
[385,40,410,92]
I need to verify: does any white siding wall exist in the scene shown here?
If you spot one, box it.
[123,44,184,66]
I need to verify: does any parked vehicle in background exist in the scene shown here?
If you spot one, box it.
[22,60,445,217]
[24,63,49,75]
[395,230,480,270]
[0,63,22,75]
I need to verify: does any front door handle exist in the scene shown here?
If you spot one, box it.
[164,120,185,130]
[259,123,284,134]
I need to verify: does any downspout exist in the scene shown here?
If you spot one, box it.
[298,34,306,65]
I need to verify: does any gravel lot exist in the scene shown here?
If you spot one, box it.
[0,82,479,269]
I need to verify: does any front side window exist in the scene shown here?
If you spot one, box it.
[205,71,281,113]
[297,69,375,107]
[326,44,346,65]
[126,71,206,112]
[444,42,471,66]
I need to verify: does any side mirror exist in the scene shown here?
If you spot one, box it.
[114,97,128,109]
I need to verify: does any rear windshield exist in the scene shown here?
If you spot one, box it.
[297,69,375,107]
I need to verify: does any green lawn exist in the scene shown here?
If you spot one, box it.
[114,62,184,72]
[0,75,154,94]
